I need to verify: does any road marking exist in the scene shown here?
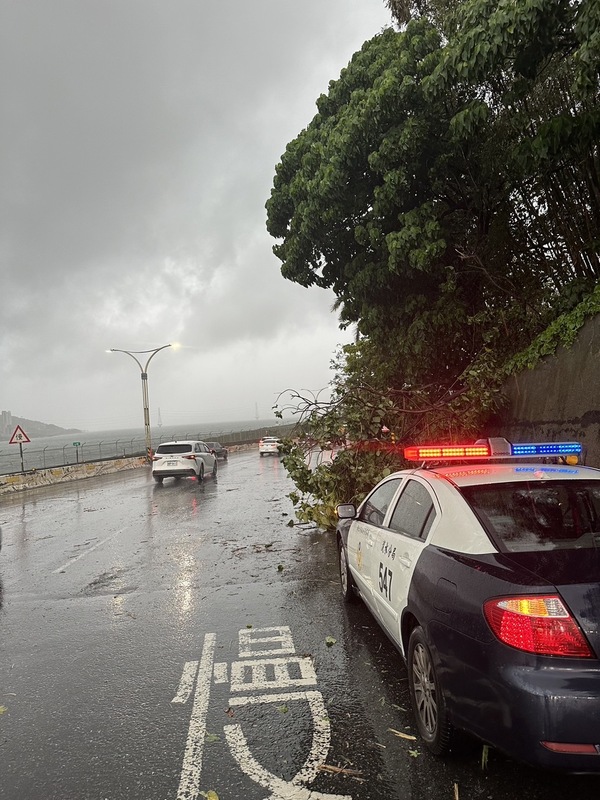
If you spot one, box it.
[239,626,296,657]
[52,527,128,573]
[173,627,352,800]
[225,690,351,800]
[230,656,317,692]
[213,662,229,684]
[176,632,216,800]
[171,661,199,704]
[227,691,331,785]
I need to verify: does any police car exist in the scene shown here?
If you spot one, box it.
[336,437,600,772]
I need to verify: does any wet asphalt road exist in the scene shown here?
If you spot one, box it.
[1,450,600,800]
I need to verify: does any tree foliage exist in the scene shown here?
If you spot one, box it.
[266,0,600,529]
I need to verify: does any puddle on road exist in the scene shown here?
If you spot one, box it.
[81,567,137,597]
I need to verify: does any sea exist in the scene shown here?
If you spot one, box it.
[0,418,292,475]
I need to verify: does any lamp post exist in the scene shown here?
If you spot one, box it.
[109,344,172,462]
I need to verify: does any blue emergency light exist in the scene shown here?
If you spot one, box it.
[511,442,582,456]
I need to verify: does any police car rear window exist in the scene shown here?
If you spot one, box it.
[462,480,600,552]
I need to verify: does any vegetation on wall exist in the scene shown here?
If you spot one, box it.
[267,0,600,528]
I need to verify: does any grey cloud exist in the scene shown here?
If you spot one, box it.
[0,0,390,428]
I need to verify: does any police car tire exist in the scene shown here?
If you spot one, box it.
[338,539,357,604]
[408,626,453,756]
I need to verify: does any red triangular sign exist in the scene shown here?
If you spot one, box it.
[9,425,31,444]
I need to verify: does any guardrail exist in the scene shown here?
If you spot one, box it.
[0,424,296,476]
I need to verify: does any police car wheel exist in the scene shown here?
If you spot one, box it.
[338,539,357,604]
[408,626,453,755]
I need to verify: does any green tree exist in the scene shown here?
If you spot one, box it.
[266,2,599,528]
[267,20,550,389]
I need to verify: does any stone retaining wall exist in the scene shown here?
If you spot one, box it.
[492,315,600,466]
[0,456,148,494]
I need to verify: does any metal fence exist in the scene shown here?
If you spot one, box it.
[0,424,296,476]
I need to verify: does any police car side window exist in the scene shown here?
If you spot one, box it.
[388,480,436,539]
[358,479,403,527]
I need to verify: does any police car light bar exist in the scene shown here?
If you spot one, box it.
[404,439,582,461]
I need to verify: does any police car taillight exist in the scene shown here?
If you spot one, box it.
[483,596,593,658]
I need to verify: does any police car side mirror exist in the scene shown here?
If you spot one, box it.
[337,503,357,520]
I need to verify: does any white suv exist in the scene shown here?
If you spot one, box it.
[258,436,281,457]
[152,440,217,483]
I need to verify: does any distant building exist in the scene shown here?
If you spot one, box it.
[1,410,12,437]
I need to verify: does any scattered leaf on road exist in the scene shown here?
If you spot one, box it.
[481,744,489,770]
[318,765,363,777]
[325,636,336,647]
[408,749,420,758]
[205,733,220,743]
[200,792,219,800]
[0,706,8,715]
[388,728,417,740]
[278,704,289,713]
[225,707,235,717]
[277,564,284,572]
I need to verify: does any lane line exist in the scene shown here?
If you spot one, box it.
[52,527,128,573]
[176,632,216,800]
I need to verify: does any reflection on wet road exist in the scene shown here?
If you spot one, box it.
[1,451,599,800]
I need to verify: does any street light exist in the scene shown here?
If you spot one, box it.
[108,344,172,462]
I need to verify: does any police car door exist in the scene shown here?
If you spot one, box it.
[347,477,404,615]
[372,478,438,653]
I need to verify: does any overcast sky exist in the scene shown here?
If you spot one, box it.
[0,1,391,432]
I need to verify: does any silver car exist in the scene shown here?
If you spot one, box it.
[258,436,281,457]
[151,440,217,483]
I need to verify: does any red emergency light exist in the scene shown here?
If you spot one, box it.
[404,443,491,460]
